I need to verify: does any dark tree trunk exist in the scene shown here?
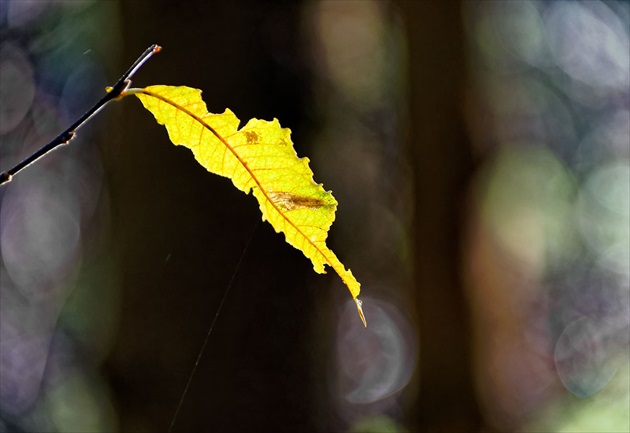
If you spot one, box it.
[107,2,322,432]
[402,2,483,431]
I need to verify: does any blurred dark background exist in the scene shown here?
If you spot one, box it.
[1,1,628,432]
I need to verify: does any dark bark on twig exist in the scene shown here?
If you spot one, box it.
[0,44,161,185]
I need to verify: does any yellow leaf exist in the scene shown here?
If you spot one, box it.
[127,85,366,326]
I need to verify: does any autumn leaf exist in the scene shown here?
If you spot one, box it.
[126,85,366,326]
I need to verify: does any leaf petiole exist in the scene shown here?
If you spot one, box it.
[0,44,162,186]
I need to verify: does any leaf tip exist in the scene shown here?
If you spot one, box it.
[355,298,367,328]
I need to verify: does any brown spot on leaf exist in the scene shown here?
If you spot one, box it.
[268,191,330,211]
[245,131,259,144]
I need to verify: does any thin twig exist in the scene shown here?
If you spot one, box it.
[0,44,162,186]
